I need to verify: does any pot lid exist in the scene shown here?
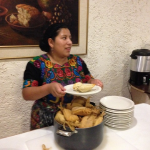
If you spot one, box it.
[130,49,150,58]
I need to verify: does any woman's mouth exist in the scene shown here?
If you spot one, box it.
[66,47,71,52]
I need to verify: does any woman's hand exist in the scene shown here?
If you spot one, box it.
[88,79,103,88]
[49,82,66,98]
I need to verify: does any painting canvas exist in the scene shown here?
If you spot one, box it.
[0,0,88,59]
[0,0,78,46]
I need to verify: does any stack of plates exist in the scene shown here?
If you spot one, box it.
[99,96,134,129]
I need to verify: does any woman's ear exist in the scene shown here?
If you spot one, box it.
[48,38,54,49]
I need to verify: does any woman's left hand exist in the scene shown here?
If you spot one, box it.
[88,79,103,88]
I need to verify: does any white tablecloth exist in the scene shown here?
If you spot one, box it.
[110,103,150,150]
[0,103,149,150]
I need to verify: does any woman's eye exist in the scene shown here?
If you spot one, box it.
[62,37,66,39]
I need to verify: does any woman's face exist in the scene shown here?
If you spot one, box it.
[49,28,72,57]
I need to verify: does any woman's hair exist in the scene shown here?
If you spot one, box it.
[39,23,70,52]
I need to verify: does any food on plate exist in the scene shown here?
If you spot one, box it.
[16,4,41,27]
[42,144,51,150]
[73,82,95,93]
[54,96,105,131]
[10,4,43,27]
[78,84,95,93]
[73,82,82,91]
[9,14,18,24]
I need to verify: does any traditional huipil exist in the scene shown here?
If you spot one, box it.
[23,54,93,130]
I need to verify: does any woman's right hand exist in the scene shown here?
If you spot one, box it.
[49,82,66,98]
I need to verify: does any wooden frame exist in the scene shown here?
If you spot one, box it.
[0,0,88,59]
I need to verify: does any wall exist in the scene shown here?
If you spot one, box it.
[1,0,150,138]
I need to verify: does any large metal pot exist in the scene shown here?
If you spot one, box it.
[54,120,104,150]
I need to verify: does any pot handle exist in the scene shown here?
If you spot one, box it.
[56,129,78,137]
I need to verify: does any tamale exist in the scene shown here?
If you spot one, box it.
[72,107,92,116]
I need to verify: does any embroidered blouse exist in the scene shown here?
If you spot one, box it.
[23,54,93,103]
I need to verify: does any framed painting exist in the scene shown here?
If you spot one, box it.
[0,0,89,59]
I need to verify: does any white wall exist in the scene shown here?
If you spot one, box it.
[1,0,150,138]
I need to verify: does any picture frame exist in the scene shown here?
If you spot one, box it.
[0,0,88,59]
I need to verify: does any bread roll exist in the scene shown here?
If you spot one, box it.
[9,14,19,25]
[16,4,42,27]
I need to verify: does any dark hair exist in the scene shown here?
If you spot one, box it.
[39,23,70,52]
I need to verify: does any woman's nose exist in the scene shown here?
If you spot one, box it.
[67,38,72,45]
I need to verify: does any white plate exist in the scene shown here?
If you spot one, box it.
[104,122,131,129]
[105,111,134,116]
[64,84,101,96]
[104,119,132,125]
[100,96,134,110]
[100,103,134,111]
[104,118,133,124]
[104,115,133,120]
[100,104,134,114]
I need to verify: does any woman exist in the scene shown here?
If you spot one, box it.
[22,23,103,130]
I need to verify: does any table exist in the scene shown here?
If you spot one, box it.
[0,103,150,150]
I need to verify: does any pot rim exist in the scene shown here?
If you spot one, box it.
[54,119,104,130]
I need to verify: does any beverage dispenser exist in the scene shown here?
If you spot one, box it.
[129,49,150,85]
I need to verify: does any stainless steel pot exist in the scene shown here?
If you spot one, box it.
[54,120,104,150]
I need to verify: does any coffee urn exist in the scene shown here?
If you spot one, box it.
[129,49,150,85]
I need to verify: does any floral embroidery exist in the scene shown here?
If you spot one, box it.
[61,81,66,86]
[31,80,38,86]
[40,57,45,62]
[73,68,80,77]
[77,56,82,66]
[46,78,51,83]
[68,80,74,84]
[82,75,92,83]
[45,60,53,68]
[75,78,81,83]
[85,75,91,81]
[53,64,60,68]
[24,80,30,87]
[69,57,76,66]
[31,59,35,62]
[48,70,55,79]
[65,68,72,76]
[23,54,93,90]
[77,66,82,72]
[57,68,64,77]
[23,80,39,88]
[41,62,45,69]
[64,62,70,67]
[34,60,41,68]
